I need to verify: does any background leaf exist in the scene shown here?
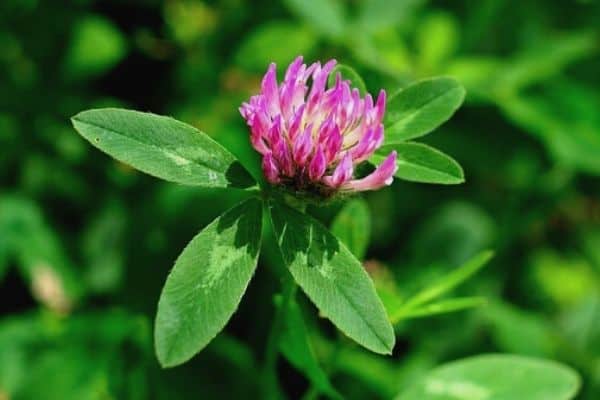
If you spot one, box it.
[330,198,371,260]
[282,0,346,40]
[384,78,465,143]
[72,108,256,189]
[372,143,464,184]
[391,297,486,321]
[356,0,425,34]
[64,15,127,80]
[269,201,395,355]
[328,64,368,96]
[235,22,316,71]
[401,250,493,310]
[277,296,341,399]
[0,195,83,311]
[399,354,580,400]
[155,198,262,367]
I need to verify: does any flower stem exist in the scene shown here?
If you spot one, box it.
[262,271,297,399]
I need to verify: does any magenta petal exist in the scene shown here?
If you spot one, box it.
[239,103,252,120]
[262,153,280,184]
[316,116,332,143]
[288,104,306,142]
[323,126,342,163]
[374,90,386,122]
[323,153,353,188]
[280,58,308,120]
[307,59,337,111]
[293,124,313,166]
[284,56,304,82]
[250,129,269,155]
[349,127,374,160]
[308,147,326,181]
[261,63,281,116]
[343,151,398,192]
[272,139,294,177]
[266,116,283,145]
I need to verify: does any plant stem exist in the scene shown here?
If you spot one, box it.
[262,272,297,399]
[300,331,343,400]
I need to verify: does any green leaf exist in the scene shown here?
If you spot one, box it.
[328,64,368,96]
[0,195,83,311]
[391,297,486,322]
[372,143,464,184]
[330,198,371,260]
[485,301,555,357]
[282,0,346,40]
[494,32,596,95]
[71,108,255,189]
[356,0,424,34]
[398,354,580,400]
[278,297,341,399]
[64,15,127,79]
[235,22,317,71]
[384,77,465,143]
[416,13,459,71]
[155,198,262,367]
[497,85,600,175]
[82,203,126,294]
[401,250,493,311]
[269,201,395,355]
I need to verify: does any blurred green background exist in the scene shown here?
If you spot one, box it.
[1,0,599,399]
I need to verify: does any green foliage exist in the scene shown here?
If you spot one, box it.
[155,199,262,367]
[269,201,395,355]
[384,78,465,143]
[399,354,580,400]
[72,109,256,189]
[283,0,346,40]
[64,15,127,79]
[277,296,341,399]
[0,195,83,311]
[235,22,316,71]
[415,13,458,73]
[390,251,492,323]
[373,143,464,184]
[81,202,126,294]
[498,85,600,175]
[402,250,493,310]
[393,297,486,320]
[330,198,371,260]
[0,310,150,400]
[356,0,424,34]
[2,0,599,399]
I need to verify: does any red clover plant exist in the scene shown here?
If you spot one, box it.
[72,56,476,396]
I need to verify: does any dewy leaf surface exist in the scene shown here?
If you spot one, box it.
[269,202,395,355]
[155,198,262,367]
[72,108,255,188]
[384,77,465,143]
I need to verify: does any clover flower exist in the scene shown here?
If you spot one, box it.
[240,56,397,197]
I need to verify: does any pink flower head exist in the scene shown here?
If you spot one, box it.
[240,56,397,196]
